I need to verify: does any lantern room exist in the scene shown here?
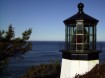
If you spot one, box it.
[63,3,98,52]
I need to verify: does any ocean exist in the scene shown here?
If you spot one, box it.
[1,41,105,78]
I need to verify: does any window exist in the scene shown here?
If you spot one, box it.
[90,27,93,35]
[77,24,83,34]
[77,35,83,43]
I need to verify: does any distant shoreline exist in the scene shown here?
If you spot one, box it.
[28,40,105,42]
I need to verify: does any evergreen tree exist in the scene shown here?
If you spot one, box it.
[0,25,32,60]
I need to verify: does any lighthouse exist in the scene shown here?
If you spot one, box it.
[60,3,100,78]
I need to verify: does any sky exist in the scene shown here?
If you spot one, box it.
[0,0,105,41]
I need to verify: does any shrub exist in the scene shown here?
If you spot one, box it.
[21,60,61,78]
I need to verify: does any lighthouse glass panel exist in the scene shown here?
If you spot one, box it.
[84,24,96,50]
[65,23,96,51]
[65,24,76,50]
[76,20,84,51]
[70,25,76,50]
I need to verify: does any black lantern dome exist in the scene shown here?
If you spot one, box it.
[64,3,99,24]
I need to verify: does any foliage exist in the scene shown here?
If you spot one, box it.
[21,61,105,78]
[21,60,61,78]
[0,24,32,62]
[75,62,105,78]
[0,25,32,73]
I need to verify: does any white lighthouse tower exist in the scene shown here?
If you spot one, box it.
[60,3,100,78]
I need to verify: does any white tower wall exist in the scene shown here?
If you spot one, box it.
[60,58,99,78]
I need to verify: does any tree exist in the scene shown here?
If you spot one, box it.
[0,25,32,60]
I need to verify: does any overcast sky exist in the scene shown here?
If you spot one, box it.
[0,0,105,41]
